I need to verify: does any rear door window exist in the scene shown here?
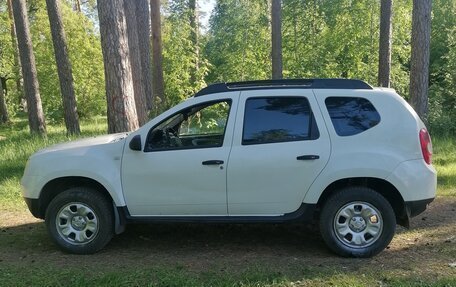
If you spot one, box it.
[242,97,319,145]
[325,97,380,136]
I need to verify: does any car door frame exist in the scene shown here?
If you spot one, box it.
[226,88,331,215]
[121,91,240,217]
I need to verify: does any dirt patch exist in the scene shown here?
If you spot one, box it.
[1,197,455,279]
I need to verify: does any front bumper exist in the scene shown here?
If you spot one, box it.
[24,197,43,219]
[21,174,44,218]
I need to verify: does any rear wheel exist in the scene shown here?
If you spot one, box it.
[319,187,396,257]
[45,187,114,254]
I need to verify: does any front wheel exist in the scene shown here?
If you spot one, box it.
[319,187,396,258]
[45,187,114,254]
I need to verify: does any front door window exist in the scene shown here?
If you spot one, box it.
[145,100,231,151]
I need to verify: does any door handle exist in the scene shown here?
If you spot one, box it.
[296,155,320,160]
[202,160,224,165]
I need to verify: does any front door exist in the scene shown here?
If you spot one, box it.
[122,96,237,216]
[227,90,331,215]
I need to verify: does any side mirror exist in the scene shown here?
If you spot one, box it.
[129,135,142,151]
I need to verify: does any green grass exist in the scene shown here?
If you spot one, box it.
[432,137,456,197]
[0,265,454,287]
[0,117,107,211]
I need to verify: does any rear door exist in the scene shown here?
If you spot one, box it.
[227,89,330,215]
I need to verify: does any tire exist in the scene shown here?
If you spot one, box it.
[319,187,396,258]
[45,187,114,254]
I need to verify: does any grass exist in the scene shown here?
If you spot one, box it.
[432,137,456,197]
[0,117,107,210]
[0,265,454,287]
[0,118,455,287]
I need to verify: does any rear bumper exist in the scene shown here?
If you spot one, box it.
[386,159,437,202]
[397,197,434,228]
[405,198,434,218]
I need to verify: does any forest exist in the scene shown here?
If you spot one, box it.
[0,0,454,136]
[1,1,456,286]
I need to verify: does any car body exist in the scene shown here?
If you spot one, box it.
[21,79,436,257]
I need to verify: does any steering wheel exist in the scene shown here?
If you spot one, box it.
[164,128,182,147]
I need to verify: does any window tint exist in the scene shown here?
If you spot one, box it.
[145,100,231,151]
[242,97,319,145]
[325,97,380,136]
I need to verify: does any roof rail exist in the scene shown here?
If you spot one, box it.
[194,78,373,97]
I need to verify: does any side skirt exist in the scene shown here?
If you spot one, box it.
[116,203,317,225]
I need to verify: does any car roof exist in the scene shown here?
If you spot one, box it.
[194,79,373,97]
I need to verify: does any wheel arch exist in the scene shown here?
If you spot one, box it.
[37,176,114,219]
[316,177,409,227]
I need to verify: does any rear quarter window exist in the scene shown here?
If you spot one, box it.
[325,97,381,136]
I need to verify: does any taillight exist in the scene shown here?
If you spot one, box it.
[419,128,432,165]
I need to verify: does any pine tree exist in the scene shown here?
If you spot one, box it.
[45,0,81,135]
[124,0,149,126]
[135,0,154,111]
[12,0,47,135]
[97,0,139,133]
[151,0,165,110]
[189,0,200,83]
[7,0,23,102]
[271,0,283,79]
[410,0,432,121]
[0,78,9,123]
[378,0,393,87]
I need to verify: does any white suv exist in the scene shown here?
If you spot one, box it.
[21,79,436,257]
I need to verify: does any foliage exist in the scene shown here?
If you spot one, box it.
[161,0,210,110]
[0,0,455,136]
[428,0,456,136]
[28,0,105,123]
[0,8,14,77]
[389,0,413,97]
[205,0,270,83]
[205,0,414,98]
[0,4,19,118]
[181,100,229,134]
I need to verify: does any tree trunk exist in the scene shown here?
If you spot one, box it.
[46,0,81,135]
[271,0,283,79]
[378,0,393,87]
[124,0,149,126]
[73,0,81,12]
[150,0,165,109]
[12,0,47,136]
[97,0,139,133]
[409,0,432,122]
[0,78,9,123]
[189,0,199,84]
[7,0,23,101]
[135,0,153,111]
